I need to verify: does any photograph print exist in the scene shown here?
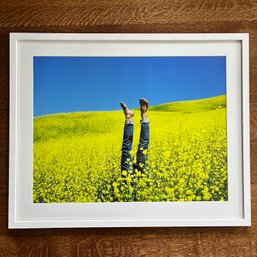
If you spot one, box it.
[33,56,227,203]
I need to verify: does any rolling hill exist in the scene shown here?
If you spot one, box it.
[33,94,228,203]
[150,95,226,113]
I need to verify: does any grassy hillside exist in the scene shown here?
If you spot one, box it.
[33,95,228,203]
[150,95,226,113]
[34,95,226,143]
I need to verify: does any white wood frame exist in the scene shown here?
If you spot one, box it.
[9,33,250,228]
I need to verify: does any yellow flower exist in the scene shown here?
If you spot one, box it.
[143,150,148,155]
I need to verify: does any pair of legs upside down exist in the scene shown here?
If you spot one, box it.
[120,98,150,173]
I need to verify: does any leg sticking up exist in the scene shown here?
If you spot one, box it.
[136,98,150,172]
[120,102,134,173]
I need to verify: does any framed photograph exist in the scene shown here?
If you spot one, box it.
[9,33,250,228]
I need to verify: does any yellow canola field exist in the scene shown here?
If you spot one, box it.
[33,97,227,203]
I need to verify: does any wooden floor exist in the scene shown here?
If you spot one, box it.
[1,0,257,256]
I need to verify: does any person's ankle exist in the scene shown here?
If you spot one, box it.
[126,118,134,124]
[141,113,147,119]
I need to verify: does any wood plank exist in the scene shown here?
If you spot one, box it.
[0,0,257,28]
[0,0,256,256]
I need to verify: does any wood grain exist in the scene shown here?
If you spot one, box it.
[1,0,257,256]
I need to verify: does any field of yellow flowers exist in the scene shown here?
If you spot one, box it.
[33,95,227,203]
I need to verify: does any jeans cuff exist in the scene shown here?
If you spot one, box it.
[125,119,134,125]
[140,118,149,123]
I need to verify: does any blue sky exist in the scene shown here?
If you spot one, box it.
[34,56,226,117]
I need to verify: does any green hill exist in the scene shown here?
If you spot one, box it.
[150,95,226,113]
[34,95,226,143]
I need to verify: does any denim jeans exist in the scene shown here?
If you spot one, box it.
[121,119,149,172]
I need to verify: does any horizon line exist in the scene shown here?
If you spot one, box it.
[34,94,226,118]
